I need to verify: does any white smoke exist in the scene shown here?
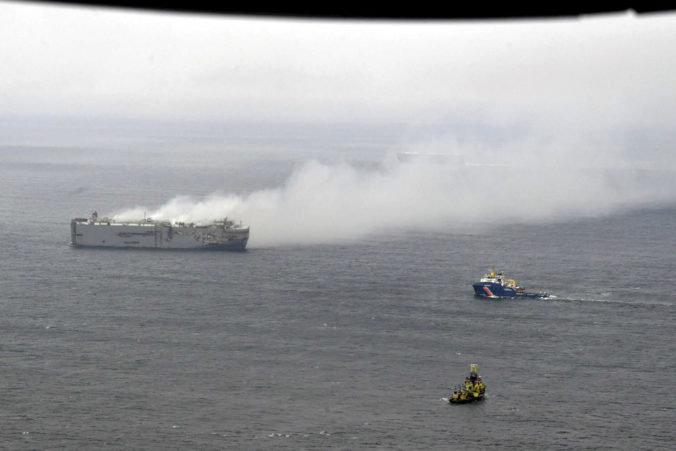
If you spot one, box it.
[113,148,675,247]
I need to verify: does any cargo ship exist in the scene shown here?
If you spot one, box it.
[472,267,549,299]
[70,212,249,250]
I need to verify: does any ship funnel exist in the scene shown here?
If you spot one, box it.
[470,363,478,376]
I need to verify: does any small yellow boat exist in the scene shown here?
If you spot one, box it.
[449,364,486,404]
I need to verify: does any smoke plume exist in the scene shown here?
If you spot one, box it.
[113,148,675,247]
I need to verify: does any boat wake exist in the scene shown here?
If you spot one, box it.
[550,296,673,308]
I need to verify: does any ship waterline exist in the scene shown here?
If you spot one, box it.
[70,213,249,250]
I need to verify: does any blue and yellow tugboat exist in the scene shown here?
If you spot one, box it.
[449,364,486,404]
[472,267,550,299]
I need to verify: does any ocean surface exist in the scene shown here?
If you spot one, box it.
[0,134,674,450]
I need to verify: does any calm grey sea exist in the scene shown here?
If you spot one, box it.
[0,139,674,450]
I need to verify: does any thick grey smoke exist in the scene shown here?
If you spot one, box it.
[114,144,675,247]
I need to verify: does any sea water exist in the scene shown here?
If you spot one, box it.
[0,131,674,450]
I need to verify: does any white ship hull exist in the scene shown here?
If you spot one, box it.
[70,217,249,250]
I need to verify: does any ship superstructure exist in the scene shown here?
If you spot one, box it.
[472,267,549,299]
[70,212,249,250]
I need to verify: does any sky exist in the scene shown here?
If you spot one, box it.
[1,2,675,245]
[1,2,676,132]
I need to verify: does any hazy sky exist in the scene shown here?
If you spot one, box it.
[2,2,674,245]
[2,2,676,132]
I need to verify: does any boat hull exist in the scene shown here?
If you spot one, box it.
[472,282,548,299]
[449,398,474,404]
[71,242,247,251]
[449,393,485,404]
